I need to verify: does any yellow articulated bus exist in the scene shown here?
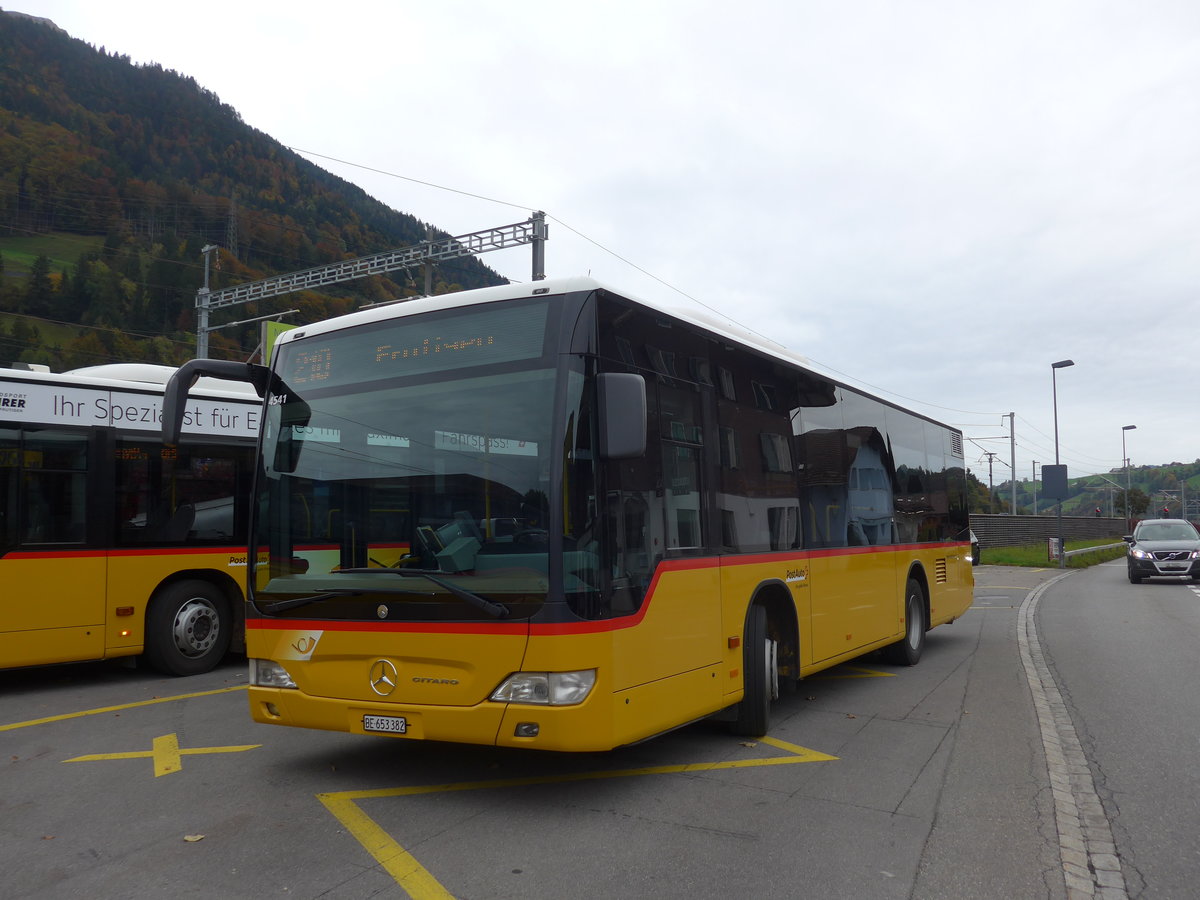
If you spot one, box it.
[1,363,259,675]
[164,277,973,749]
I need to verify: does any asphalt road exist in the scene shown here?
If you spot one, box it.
[1035,559,1200,899]
[5,563,1190,899]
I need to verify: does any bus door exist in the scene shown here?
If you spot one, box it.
[0,428,105,666]
[796,399,900,662]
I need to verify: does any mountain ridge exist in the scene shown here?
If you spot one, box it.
[0,9,508,366]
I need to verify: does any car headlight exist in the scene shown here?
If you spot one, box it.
[490,670,596,705]
[250,658,297,689]
[1131,548,1153,559]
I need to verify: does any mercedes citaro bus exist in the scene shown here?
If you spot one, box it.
[2,363,258,675]
[163,277,973,750]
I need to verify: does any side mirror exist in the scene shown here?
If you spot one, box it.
[1122,535,1134,543]
[597,372,646,460]
[163,358,271,444]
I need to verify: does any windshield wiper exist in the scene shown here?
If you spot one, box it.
[336,567,510,618]
[257,586,435,614]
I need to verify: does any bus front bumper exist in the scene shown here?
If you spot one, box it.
[247,686,618,752]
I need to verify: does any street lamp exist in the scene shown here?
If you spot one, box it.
[1051,360,1075,567]
[1122,425,1136,529]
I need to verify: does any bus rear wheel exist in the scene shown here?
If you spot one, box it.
[143,580,232,676]
[730,604,777,737]
[883,578,926,666]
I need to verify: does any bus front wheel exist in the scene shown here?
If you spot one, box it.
[883,578,926,666]
[730,604,777,737]
[143,580,232,676]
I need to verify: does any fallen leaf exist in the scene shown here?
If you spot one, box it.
[740,741,758,748]
[42,835,55,841]
[183,834,205,843]
[846,713,857,719]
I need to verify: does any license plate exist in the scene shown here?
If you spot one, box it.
[363,714,408,734]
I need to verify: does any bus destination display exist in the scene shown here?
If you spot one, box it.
[282,301,550,389]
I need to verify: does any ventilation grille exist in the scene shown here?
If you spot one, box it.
[935,558,948,583]
[950,432,964,458]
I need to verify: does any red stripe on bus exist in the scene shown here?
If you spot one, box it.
[244,543,966,638]
[2,545,246,561]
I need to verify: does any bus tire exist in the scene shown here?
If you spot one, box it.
[883,578,926,666]
[730,604,776,737]
[143,580,232,676]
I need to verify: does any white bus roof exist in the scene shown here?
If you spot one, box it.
[272,276,815,371]
[2,363,260,399]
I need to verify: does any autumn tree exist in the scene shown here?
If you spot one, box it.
[1126,488,1150,519]
[23,254,55,316]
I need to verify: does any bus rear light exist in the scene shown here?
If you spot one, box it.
[116,606,134,616]
[490,670,596,706]
[250,658,297,689]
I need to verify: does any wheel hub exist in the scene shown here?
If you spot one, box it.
[172,598,219,657]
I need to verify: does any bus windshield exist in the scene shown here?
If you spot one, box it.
[253,303,595,622]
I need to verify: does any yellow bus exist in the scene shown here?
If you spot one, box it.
[165,277,973,749]
[1,363,259,675]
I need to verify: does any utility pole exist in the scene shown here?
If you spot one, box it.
[1005,412,1016,513]
[984,452,997,512]
[197,244,219,359]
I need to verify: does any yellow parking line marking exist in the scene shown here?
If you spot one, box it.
[319,793,456,900]
[154,733,182,776]
[63,732,260,776]
[1,684,248,732]
[318,738,837,899]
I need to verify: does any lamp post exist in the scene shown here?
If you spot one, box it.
[1051,360,1075,567]
[1121,425,1136,529]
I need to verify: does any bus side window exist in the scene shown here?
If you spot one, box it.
[21,432,88,545]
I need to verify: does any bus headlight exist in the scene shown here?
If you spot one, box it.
[490,670,596,705]
[250,658,297,689]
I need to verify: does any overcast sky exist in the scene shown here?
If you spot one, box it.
[15,0,1200,490]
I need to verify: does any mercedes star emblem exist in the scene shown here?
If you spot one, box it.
[369,659,399,696]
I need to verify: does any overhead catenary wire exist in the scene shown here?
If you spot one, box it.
[9,146,1134,468]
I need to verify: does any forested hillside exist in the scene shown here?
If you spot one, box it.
[0,10,507,367]
[979,461,1200,520]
